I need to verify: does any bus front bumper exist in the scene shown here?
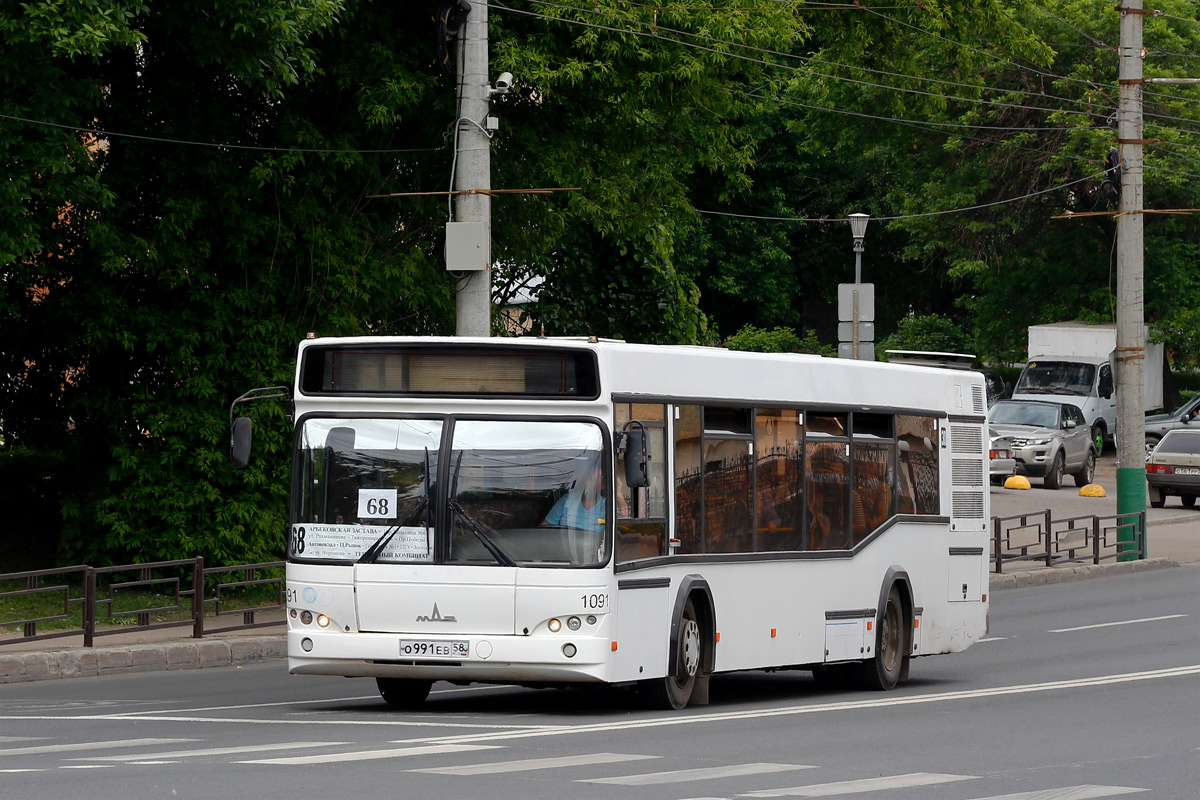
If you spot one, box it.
[287,629,612,683]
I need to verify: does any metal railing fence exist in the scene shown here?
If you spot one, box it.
[0,558,284,648]
[991,510,1145,572]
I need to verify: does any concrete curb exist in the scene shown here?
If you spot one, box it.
[987,556,1180,591]
[0,635,286,685]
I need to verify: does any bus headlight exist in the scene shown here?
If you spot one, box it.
[567,616,581,631]
[316,614,330,628]
[300,610,313,625]
[548,618,562,633]
[562,643,577,658]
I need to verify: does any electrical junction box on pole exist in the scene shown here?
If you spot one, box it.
[445,221,489,271]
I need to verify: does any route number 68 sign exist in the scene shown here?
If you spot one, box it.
[358,488,398,519]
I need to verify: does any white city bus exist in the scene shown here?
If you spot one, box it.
[231,336,991,709]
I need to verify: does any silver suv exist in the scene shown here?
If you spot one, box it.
[989,400,1097,489]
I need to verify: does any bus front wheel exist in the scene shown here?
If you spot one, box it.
[376,677,432,708]
[644,596,702,709]
[859,586,907,691]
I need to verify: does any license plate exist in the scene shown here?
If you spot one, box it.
[1175,467,1200,475]
[399,639,469,658]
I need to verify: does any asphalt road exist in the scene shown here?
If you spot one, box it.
[2,566,1197,800]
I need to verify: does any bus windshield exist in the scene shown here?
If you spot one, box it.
[290,417,608,567]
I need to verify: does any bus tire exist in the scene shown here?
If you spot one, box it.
[376,677,432,708]
[643,596,702,710]
[859,586,906,691]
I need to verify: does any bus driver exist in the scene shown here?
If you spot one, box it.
[542,467,608,533]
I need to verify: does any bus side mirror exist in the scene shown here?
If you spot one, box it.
[622,428,649,489]
[230,416,253,469]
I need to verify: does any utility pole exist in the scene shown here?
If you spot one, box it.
[454,1,491,337]
[1114,0,1145,555]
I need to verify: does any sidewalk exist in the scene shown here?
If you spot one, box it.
[2,516,1196,685]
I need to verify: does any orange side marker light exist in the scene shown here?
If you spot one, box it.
[611,641,618,652]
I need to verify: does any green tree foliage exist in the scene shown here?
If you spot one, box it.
[877,314,972,358]
[1,1,456,566]
[725,325,832,356]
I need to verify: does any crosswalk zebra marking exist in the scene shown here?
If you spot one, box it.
[0,738,195,757]
[412,752,657,775]
[583,762,817,786]
[79,741,347,762]
[740,771,976,797]
[964,785,1145,799]
[240,742,501,765]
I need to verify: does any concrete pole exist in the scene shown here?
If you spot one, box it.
[1115,0,1146,555]
[455,1,491,337]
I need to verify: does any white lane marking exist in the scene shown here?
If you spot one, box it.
[413,752,657,775]
[740,772,974,797]
[1049,615,1187,633]
[126,761,182,766]
[240,743,501,765]
[978,637,1008,642]
[0,769,46,773]
[79,741,347,762]
[966,785,1145,799]
[0,738,195,757]
[584,762,816,785]
[111,683,504,717]
[0,737,36,743]
[399,665,1200,746]
[58,765,115,770]
[2,665,1196,740]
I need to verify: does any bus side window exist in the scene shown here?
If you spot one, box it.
[897,415,940,515]
[805,441,849,550]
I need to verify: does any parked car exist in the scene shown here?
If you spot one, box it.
[1146,429,1200,508]
[1145,394,1200,458]
[988,399,1097,489]
[989,427,1015,485]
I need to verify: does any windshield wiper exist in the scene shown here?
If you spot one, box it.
[356,497,428,564]
[448,499,517,567]
[446,450,517,567]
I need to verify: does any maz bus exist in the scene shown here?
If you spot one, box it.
[230,336,991,709]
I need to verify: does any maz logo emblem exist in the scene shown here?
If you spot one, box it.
[416,603,457,623]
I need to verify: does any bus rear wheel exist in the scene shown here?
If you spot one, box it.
[859,586,906,691]
[376,677,432,708]
[643,597,702,709]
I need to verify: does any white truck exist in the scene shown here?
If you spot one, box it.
[1011,322,1163,451]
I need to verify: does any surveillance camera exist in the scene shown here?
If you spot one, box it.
[494,72,513,92]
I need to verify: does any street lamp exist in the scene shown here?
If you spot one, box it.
[849,213,869,283]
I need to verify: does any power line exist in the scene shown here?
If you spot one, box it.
[697,172,1107,223]
[0,112,447,155]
